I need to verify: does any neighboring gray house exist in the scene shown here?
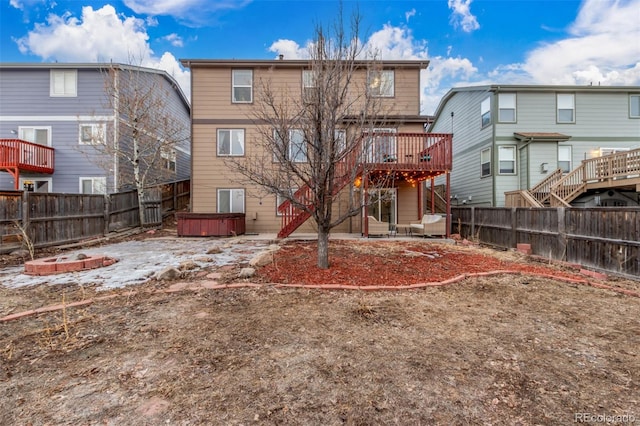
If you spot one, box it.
[427,85,640,207]
[0,63,191,193]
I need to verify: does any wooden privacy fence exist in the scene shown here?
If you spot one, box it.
[452,206,640,279]
[0,179,190,254]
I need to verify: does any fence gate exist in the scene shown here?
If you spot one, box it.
[141,187,162,227]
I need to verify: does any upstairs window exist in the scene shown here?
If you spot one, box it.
[232,70,252,103]
[161,147,177,172]
[557,93,575,123]
[274,129,307,162]
[302,69,317,100]
[19,126,51,146]
[498,93,516,122]
[480,148,491,177]
[367,70,394,97]
[79,123,106,145]
[218,189,245,213]
[498,146,516,174]
[217,129,245,156]
[630,94,640,118]
[558,145,572,173]
[481,97,491,127]
[50,69,77,97]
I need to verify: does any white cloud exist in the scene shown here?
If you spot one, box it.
[268,39,310,59]
[162,33,184,47]
[364,25,428,60]
[123,0,252,26]
[405,8,416,22]
[14,5,192,100]
[448,0,479,33]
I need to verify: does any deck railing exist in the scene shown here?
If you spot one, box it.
[0,139,55,174]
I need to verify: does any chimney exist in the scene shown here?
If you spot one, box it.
[279,54,284,60]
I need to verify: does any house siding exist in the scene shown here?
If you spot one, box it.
[429,85,640,207]
[1,64,190,193]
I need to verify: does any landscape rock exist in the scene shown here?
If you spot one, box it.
[238,267,256,278]
[155,266,182,281]
[179,260,198,271]
[9,249,30,258]
[206,247,222,255]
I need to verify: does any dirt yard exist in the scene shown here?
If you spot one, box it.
[1,236,639,425]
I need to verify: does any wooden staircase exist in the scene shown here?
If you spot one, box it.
[506,148,640,207]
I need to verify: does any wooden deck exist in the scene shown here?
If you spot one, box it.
[0,139,55,189]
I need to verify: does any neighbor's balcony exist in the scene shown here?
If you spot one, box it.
[0,139,55,174]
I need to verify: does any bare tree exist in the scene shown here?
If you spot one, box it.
[227,12,394,268]
[83,63,188,226]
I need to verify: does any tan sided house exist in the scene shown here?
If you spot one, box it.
[180,58,452,237]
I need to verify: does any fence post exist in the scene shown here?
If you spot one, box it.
[511,207,518,249]
[470,206,475,238]
[173,181,178,212]
[21,190,29,236]
[557,207,567,260]
[104,193,110,235]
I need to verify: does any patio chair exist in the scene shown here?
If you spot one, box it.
[410,214,447,237]
[367,216,390,237]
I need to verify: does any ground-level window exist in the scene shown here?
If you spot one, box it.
[20,178,52,192]
[498,146,516,174]
[161,147,177,172]
[480,148,491,177]
[218,189,245,213]
[558,145,572,173]
[80,177,106,194]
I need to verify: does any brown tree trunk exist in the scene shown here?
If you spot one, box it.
[317,227,330,269]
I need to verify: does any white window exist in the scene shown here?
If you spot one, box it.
[161,148,176,172]
[19,126,51,146]
[630,95,640,118]
[232,70,252,103]
[367,70,394,97]
[498,146,516,174]
[302,69,317,100]
[481,97,491,127]
[557,93,575,123]
[50,69,77,97]
[276,188,298,216]
[218,189,245,213]
[80,177,106,194]
[558,145,572,173]
[498,93,516,122]
[480,148,491,177]
[217,129,245,156]
[79,123,106,145]
[274,129,307,162]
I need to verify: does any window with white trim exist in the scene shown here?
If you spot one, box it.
[80,177,106,194]
[276,188,298,216]
[558,145,572,173]
[302,69,317,101]
[19,126,51,145]
[498,146,516,174]
[630,94,640,118]
[217,129,245,156]
[498,93,516,122]
[274,129,307,162]
[480,148,491,177]
[161,147,176,172]
[217,189,245,213]
[79,123,106,145]
[367,70,394,97]
[50,69,77,97]
[232,70,252,103]
[481,97,491,127]
[557,93,575,123]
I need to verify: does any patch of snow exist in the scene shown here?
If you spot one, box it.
[0,238,271,290]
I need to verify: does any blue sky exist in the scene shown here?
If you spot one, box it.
[1,0,639,114]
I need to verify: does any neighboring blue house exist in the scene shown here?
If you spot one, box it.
[427,85,640,207]
[0,63,191,193]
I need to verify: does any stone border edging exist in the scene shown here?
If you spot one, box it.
[2,270,638,323]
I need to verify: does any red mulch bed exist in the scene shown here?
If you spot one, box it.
[257,240,585,286]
